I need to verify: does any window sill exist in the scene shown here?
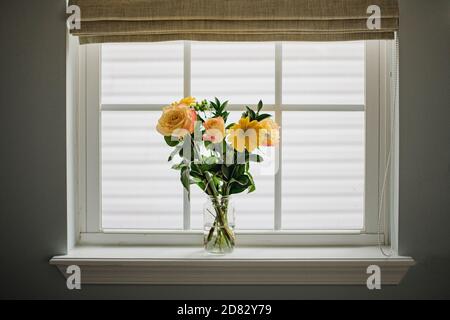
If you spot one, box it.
[50,246,414,285]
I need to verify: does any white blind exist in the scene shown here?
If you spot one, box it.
[282,41,365,230]
[282,112,365,230]
[102,43,183,104]
[283,42,365,104]
[100,41,365,231]
[191,42,275,104]
[101,111,184,229]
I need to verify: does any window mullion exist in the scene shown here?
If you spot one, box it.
[86,44,102,233]
[364,40,381,234]
[183,41,192,231]
[274,42,283,231]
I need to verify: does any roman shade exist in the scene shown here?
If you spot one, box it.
[69,0,399,44]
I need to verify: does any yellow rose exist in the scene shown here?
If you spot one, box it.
[228,117,262,153]
[203,117,225,144]
[156,104,197,137]
[173,96,197,107]
[259,118,280,146]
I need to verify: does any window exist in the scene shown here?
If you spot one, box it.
[78,40,390,246]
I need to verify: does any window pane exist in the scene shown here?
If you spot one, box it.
[282,112,365,230]
[101,111,183,229]
[191,42,275,104]
[102,43,183,104]
[190,112,275,230]
[283,41,365,105]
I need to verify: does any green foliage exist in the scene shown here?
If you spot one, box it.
[245,106,257,121]
[210,98,230,122]
[257,100,264,113]
[168,145,183,162]
[256,113,271,122]
[249,154,264,163]
[164,135,180,147]
[163,98,272,199]
[242,100,270,122]
[180,166,190,196]
[247,172,256,193]
[193,99,210,112]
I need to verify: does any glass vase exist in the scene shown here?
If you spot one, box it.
[203,195,235,254]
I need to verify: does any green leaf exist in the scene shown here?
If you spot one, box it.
[164,136,180,147]
[233,164,246,178]
[180,167,191,197]
[223,111,230,122]
[229,183,248,195]
[197,114,205,122]
[247,172,256,193]
[221,100,229,112]
[190,170,203,179]
[257,100,264,113]
[203,156,219,165]
[190,163,202,174]
[230,175,249,186]
[221,165,231,179]
[256,114,272,122]
[246,106,256,120]
[195,181,207,192]
[171,163,186,171]
[204,171,219,197]
[168,145,183,162]
[204,141,212,149]
[249,154,264,163]
[190,176,203,184]
[212,175,223,191]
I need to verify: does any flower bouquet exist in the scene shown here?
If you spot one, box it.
[156,97,279,254]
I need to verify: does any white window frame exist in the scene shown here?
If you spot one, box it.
[75,40,393,247]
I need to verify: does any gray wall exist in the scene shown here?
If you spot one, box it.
[0,0,449,299]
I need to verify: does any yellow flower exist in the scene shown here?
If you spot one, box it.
[259,118,280,146]
[174,96,197,107]
[156,104,197,137]
[228,117,263,153]
[203,117,225,144]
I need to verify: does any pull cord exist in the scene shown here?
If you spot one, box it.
[377,34,399,258]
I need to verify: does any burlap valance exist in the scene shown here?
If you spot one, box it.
[69,0,399,44]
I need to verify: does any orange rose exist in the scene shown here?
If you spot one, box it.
[203,117,225,144]
[156,104,197,137]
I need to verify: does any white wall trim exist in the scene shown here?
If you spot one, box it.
[50,246,414,285]
[66,32,79,250]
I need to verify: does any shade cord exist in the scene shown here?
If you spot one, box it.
[377,34,399,257]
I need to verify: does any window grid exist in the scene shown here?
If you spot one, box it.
[98,41,367,232]
[274,42,283,230]
[183,41,192,230]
